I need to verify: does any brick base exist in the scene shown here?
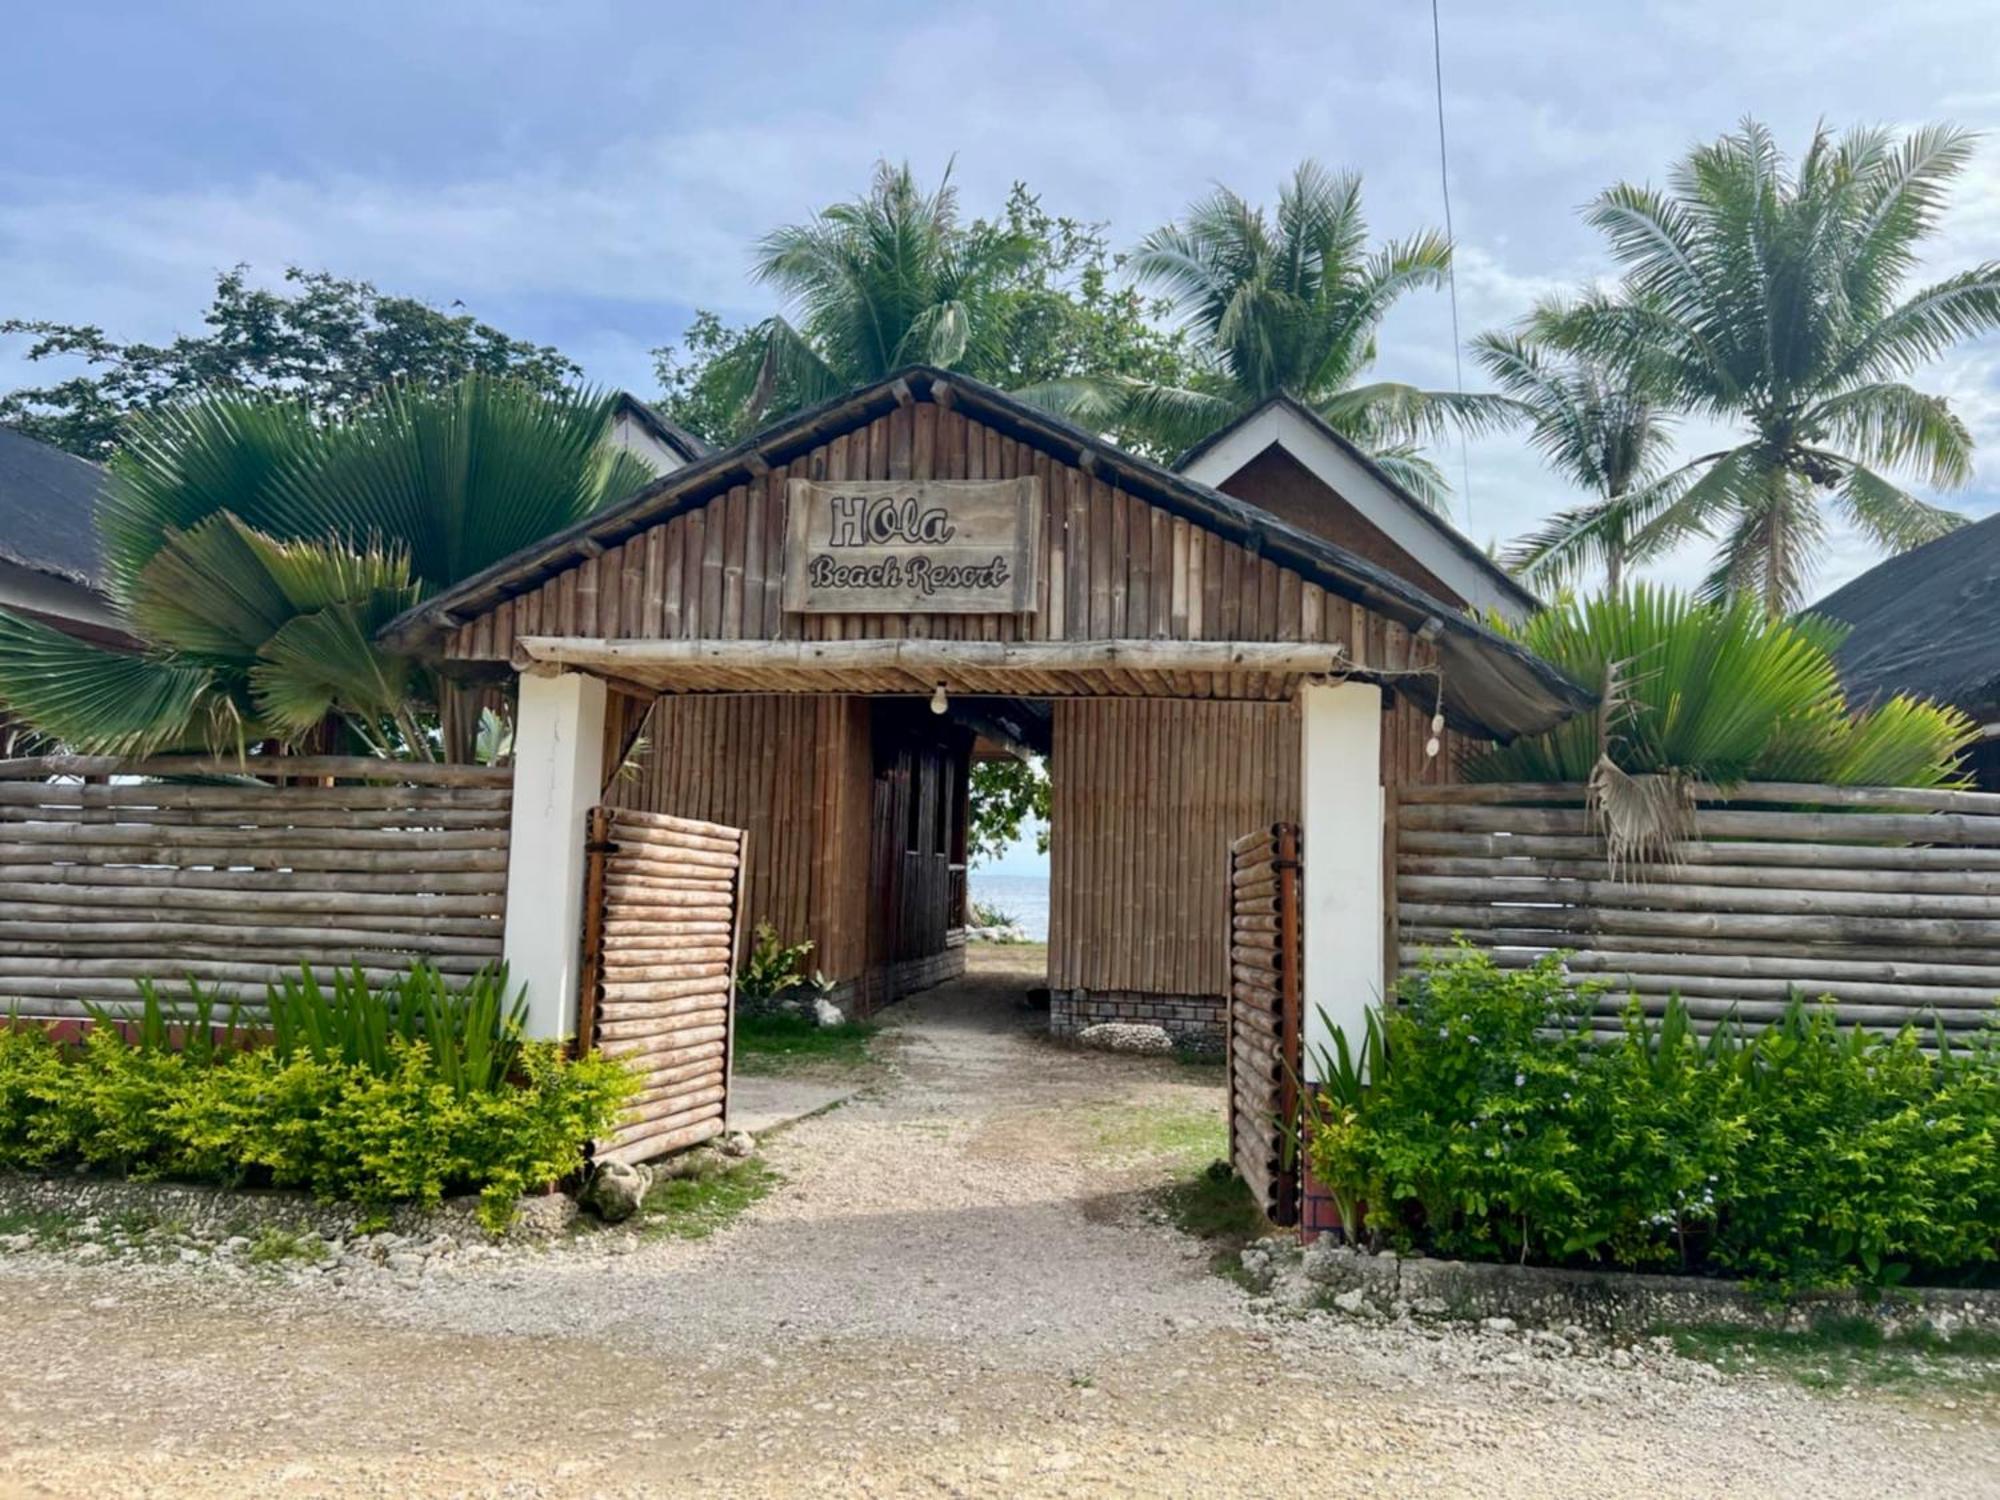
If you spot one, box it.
[820,943,968,1015]
[1049,989,1225,1050]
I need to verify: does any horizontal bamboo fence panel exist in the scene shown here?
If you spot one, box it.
[1227,824,1301,1225]
[583,806,744,1166]
[0,757,511,1016]
[1394,782,2000,1035]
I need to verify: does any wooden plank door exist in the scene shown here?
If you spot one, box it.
[1226,822,1302,1225]
[579,806,746,1165]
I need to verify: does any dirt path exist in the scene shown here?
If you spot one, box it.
[1,955,1994,1499]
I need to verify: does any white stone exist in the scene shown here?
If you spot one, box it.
[1074,1022,1174,1055]
[812,996,847,1028]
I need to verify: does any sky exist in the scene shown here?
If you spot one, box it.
[5,1,1999,876]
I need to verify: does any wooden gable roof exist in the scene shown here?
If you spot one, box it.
[381,367,1589,741]
[1176,395,1539,622]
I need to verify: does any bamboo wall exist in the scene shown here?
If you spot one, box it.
[441,397,1438,689]
[608,695,873,981]
[0,756,510,1015]
[1394,781,2000,1036]
[1049,699,1302,998]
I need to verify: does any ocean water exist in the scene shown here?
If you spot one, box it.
[968,871,1050,940]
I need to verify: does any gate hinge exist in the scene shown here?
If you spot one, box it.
[585,839,622,855]
[1271,858,1302,872]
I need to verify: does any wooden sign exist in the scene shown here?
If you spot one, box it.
[783,478,1040,615]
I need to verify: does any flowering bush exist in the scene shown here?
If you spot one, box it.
[1306,947,2000,1290]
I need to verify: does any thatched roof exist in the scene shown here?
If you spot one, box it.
[1811,512,2000,724]
[0,426,109,589]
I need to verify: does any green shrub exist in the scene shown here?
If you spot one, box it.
[1308,947,2000,1290]
[0,967,635,1233]
[263,962,527,1095]
[0,1024,66,1167]
[736,922,816,1009]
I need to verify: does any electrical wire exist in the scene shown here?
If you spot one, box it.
[1429,0,1475,531]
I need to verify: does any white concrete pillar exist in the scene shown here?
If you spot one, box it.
[1299,680,1385,1076]
[503,668,609,1041]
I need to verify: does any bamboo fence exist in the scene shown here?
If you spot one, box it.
[0,755,511,1016]
[1227,822,1301,1225]
[581,806,744,1165]
[1394,781,2000,1036]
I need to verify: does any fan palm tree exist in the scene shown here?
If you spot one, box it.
[0,377,654,761]
[1028,161,1510,506]
[712,161,1036,432]
[1475,299,1686,593]
[1544,119,2000,616]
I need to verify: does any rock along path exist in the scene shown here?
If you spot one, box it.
[1,951,1994,1499]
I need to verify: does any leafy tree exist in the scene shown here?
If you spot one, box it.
[0,377,653,760]
[655,174,1193,454]
[1034,161,1511,504]
[968,756,1050,865]
[1475,301,1686,593]
[1543,120,2000,615]
[1,266,580,460]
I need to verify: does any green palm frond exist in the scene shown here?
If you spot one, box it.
[252,602,419,739]
[1129,160,1475,480]
[1365,446,1450,511]
[99,396,322,601]
[1822,455,1966,553]
[1807,381,1975,487]
[0,610,244,758]
[1321,381,1521,446]
[1468,586,1960,791]
[742,160,1034,424]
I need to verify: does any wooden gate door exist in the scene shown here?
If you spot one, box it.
[1226,822,1303,1225]
[579,807,746,1165]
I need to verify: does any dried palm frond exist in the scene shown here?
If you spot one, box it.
[1588,759,1696,880]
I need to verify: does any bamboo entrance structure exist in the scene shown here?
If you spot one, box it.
[579,806,746,1164]
[1226,822,1302,1225]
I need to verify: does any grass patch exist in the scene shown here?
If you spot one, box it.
[0,1207,74,1242]
[1086,1101,1227,1164]
[247,1227,325,1265]
[637,1157,778,1241]
[731,1012,878,1075]
[1158,1158,1276,1280]
[1665,1317,2000,1395]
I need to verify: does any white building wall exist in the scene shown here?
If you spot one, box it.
[1298,679,1385,1077]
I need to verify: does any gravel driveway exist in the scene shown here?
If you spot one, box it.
[1,951,1994,1499]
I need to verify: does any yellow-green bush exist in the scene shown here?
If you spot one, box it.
[0,970,634,1233]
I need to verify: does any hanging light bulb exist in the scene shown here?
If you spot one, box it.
[930,683,949,715]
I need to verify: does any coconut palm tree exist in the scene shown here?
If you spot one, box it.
[1028,161,1510,506]
[0,376,654,760]
[1475,298,1687,593]
[1545,120,2000,616]
[712,161,1036,431]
